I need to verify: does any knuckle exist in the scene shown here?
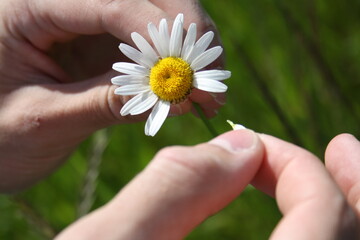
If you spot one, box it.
[100,0,142,33]
[8,100,44,135]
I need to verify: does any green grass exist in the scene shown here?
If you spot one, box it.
[1,0,360,239]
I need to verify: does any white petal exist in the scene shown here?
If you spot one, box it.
[194,70,231,81]
[227,120,246,130]
[175,13,184,23]
[131,32,159,64]
[120,92,148,116]
[111,75,148,85]
[190,46,223,71]
[187,31,214,63]
[114,84,150,95]
[193,78,228,93]
[181,23,196,60]
[119,43,154,68]
[129,92,158,115]
[195,31,214,51]
[159,18,170,56]
[113,62,149,75]
[169,13,184,57]
[148,23,168,57]
[145,100,170,136]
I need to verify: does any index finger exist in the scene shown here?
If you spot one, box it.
[253,134,359,239]
[33,0,167,43]
[33,0,219,46]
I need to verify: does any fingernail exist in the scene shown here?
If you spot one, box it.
[209,129,257,152]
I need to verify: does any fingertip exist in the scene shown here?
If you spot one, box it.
[130,130,263,236]
[168,99,192,116]
[253,134,326,197]
[326,133,359,158]
[209,129,261,152]
[329,133,358,145]
[207,129,264,181]
[189,90,226,118]
[189,88,214,103]
[325,133,360,196]
[209,92,226,106]
[325,133,359,169]
[101,1,170,43]
[153,129,263,179]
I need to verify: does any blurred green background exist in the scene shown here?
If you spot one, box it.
[1,0,360,239]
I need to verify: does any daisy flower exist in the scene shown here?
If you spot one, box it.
[111,13,230,136]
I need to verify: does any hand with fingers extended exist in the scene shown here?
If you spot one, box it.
[55,130,360,240]
[0,0,225,192]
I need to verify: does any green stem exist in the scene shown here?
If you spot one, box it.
[193,103,218,138]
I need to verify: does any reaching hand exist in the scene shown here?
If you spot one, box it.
[253,133,360,239]
[0,0,223,192]
[55,130,360,239]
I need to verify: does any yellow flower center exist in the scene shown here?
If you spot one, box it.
[149,57,193,103]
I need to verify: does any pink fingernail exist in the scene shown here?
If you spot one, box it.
[209,129,257,152]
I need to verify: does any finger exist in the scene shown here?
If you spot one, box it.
[55,130,264,240]
[0,74,147,192]
[49,34,121,82]
[168,99,192,116]
[4,0,170,83]
[169,91,225,117]
[325,134,360,215]
[33,0,169,44]
[252,134,359,240]
[190,90,225,117]
[150,0,217,34]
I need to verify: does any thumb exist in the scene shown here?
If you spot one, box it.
[55,129,264,240]
[53,72,145,131]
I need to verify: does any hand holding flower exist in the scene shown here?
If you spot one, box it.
[0,0,224,192]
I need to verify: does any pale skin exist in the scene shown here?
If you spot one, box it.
[55,131,360,239]
[0,0,223,191]
[0,0,359,239]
